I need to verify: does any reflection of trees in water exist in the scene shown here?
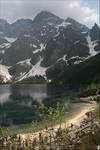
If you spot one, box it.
[10,84,47,103]
[0,84,79,126]
[43,97,64,108]
[43,85,72,108]
[46,84,75,99]
[0,94,40,126]
[46,84,66,97]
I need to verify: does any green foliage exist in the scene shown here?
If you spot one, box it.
[0,118,100,150]
[47,103,65,127]
[79,83,100,97]
[75,131,100,150]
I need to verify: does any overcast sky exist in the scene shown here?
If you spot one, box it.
[0,0,99,27]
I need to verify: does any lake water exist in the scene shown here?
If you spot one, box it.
[0,84,81,126]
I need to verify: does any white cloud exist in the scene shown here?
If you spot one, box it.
[81,7,99,23]
[69,0,80,8]
[0,0,99,27]
[52,0,99,26]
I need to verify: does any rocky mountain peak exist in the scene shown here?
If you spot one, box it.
[0,11,99,83]
[11,19,33,26]
[66,17,89,32]
[90,23,100,41]
[33,11,63,26]
[92,23,99,30]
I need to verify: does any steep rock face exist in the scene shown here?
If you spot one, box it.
[0,19,33,65]
[41,18,89,67]
[10,19,33,37]
[0,19,33,37]
[0,19,10,36]
[90,23,100,41]
[0,11,99,83]
[1,11,63,66]
[90,23,100,52]
[3,37,33,65]
[32,11,63,43]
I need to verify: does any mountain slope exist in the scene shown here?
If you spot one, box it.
[41,18,99,67]
[46,53,100,84]
[0,11,99,83]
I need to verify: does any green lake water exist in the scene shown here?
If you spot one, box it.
[0,84,86,128]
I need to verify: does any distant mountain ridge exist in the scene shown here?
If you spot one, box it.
[0,11,100,83]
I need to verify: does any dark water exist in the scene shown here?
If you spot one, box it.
[0,84,79,126]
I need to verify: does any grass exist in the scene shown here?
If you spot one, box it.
[0,108,99,150]
[74,130,100,150]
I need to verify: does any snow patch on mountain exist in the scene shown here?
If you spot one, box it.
[70,56,82,59]
[62,55,68,63]
[81,31,87,34]
[32,44,37,48]
[54,32,60,38]
[86,34,98,56]
[33,44,45,54]
[48,22,54,26]
[57,55,86,65]
[30,44,38,48]
[57,22,71,29]
[16,58,32,67]
[18,57,47,81]
[4,37,17,43]
[26,57,46,77]
[74,60,83,64]
[24,34,30,38]
[68,56,86,64]
[74,40,80,45]
[0,64,12,83]
[0,43,11,49]
[57,54,68,64]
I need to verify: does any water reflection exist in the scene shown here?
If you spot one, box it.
[0,85,11,104]
[10,84,47,103]
[0,84,77,126]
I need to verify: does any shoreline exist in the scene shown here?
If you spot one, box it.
[19,100,97,140]
[67,101,96,126]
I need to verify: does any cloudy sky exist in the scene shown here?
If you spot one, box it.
[0,0,99,27]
